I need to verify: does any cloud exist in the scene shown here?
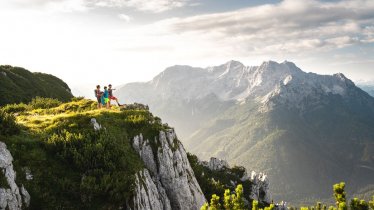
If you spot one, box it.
[2,0,190,13]
[118,13,132,22]
[146,0,374,55]
[91,0,189,13]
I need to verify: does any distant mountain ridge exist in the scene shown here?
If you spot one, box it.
[116,60,374,204]
[357,83,374,97]
[0,65,73,106]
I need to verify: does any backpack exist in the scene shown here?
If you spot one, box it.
[94,89,100,98]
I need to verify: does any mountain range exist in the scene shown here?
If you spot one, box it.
[116,60,374,204]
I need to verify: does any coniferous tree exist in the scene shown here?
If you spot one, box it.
[328,206,336,210]
[224,189,233,210]
[210,194,221,210]
[253,200,259,210]
[200,202,209,210]
[233,184,245,210]
[369,196,374,210]
[316,202,322,210]
[350,198,369,210]
[333,182,347,210]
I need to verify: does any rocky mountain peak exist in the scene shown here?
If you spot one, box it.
[119,60,368,108]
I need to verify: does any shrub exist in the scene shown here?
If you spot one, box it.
[0,109,20,136]
[29,96,62,109]
[1,103,29,113]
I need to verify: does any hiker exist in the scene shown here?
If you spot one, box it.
[108,84,121,106]
[103,86,110,109]
[94,85,102,109]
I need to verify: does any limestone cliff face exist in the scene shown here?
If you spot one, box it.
[130,169,171,210]
[202,157,272,205]
[0,141,30,210]
[131,129,206,210]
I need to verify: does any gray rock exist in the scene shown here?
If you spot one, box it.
[204,157,272,205]
[0,141,30,210]
[20,185,30,207]
[24,167,33,181]
[200,157,229,171]
[131,169,171,210]
[132,129,206,210]
[249,171,271,204]
[90,118,101,131]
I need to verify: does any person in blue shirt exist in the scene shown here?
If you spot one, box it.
[103,86,110,109]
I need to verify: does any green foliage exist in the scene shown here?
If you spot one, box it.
[202,184,248,210]
[333,182,347,210]
[253,200,259,210]
[29,96,62,109]
[200,202,209,210]
[224,189,234,210]
[209,194,222,210]
[221,184,245,210]
[316,202,322,210]
[201,182,374,210]
[233,184,245,210]
[44,129,141,205]
[0,169,10,188]
[0,109,20,136]
[264,203,275,210]
[329,206,337,210]
[187,153,252,206]
[350,198,369,210]
[370,196,374,210]
[0,65,73,106]
[1,103,29,113]
[3,98,170,209]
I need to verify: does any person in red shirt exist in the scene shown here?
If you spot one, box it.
[108,84,121,106]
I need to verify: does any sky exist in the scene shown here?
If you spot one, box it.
[1,0,374,97]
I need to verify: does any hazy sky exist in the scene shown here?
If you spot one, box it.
[1,0,374,96]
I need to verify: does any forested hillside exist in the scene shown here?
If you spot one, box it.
[0,65,73,106]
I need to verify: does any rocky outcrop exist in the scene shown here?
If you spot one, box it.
[248,171,271,204]
[204,156,272,205]
[200,157,229,171]
[132,129,206,210]
[90,118,102,131]
[0,141,30,210]
[130,169,171,210]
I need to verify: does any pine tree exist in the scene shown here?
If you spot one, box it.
[369,196,374,210]
[200,202,209,210]
[224,189,233,210]
[264,204,275,210]
[328,206,336,210]
[210,194,222,210]
[333,182,347,210]
[253,200,259,210]
[233,184,245,210]
[350,198,369,210]
[316,202,322,210]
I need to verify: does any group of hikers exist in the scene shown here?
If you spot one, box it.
[94,84,121,109]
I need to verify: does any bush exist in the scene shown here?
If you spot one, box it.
[1,103,29,113]
[44,129,141,206]
[29,97,62,109]
[0,109,20,136]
